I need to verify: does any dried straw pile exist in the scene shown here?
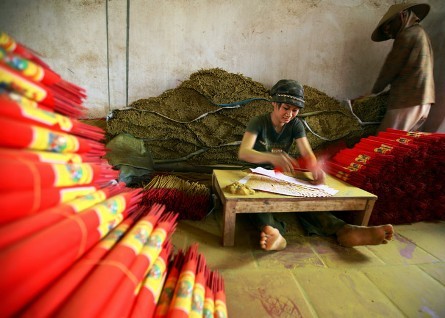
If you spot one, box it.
[107,68,386,168]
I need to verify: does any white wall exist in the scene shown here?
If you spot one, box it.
[1,0,444,131]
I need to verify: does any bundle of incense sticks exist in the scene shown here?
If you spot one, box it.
[153,244,228,318]
[0,116,105,155]
[189,254,207,318]
[54,205,169,317]
[0,92,104,141]
[130,242,173,317]
[142,174,211,220]
[99,213,178,318]
[21,215,140,317]
[0,34,230,318]
[0,159,118,193]
[0,189,142,316]
[0,182,126,247]
[0,33,86,118]
[324,128,445,225]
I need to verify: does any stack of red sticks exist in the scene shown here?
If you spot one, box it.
[0,33,228,317]
[324,128,445,225]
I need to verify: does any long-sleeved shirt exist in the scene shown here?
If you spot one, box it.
[372,24,435,109]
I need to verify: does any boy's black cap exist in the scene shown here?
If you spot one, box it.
[270,79,305,108]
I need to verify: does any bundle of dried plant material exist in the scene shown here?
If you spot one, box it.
[141,174,211,220]
[351,92,388,123]
[107,68,374,168]
[225,182,255,195]
[179,67,269,104]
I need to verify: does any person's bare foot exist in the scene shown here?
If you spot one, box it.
[260,225,287,251]
[336,224,394,247]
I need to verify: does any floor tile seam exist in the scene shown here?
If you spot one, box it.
[359,269,408,317]
[308,243,328,268]
[416,264,445,288]
[289,271,320,318]
[362,245,388,265]
[396,232,443,261]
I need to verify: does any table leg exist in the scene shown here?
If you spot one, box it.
[352,199,375,226]
[222,201,237,247]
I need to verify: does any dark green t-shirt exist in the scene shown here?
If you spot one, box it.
[246,113,306,153]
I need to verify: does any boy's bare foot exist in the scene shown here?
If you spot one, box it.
[260,225,287,251]
[336,224,394,247]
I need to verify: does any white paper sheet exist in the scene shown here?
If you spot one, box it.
[245,167,338,196]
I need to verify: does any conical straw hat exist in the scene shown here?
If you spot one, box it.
[371,3,430,42]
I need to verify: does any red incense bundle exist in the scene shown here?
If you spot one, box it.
[99,212,178,318]
[214,271,228,318]
[0,32,51,70]
[153,251,185,318]
[0,159,118,192]
[189,254,207,318]
[130,242,173,318]
[0,116,104,155]
[0,183,125,248]
[167,243,199,318]
[368,135,418,152]
[203,271,216,318]
[0,147,88,164]
[0,93,103,141]
[0,190,141,317]
[0,47,86,101]
[54,204,164,318]
[142,175,211,220]
[21,214,139,317]
[386,128,445,139]
[0,184,97,224]
[0,62,85,118]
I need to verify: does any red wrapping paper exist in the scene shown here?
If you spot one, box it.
[5,89,55,113]
[189,254,207,318]
[130,242,173,318]
[167,243,199,318]
[0,116,104,155]
[0,47,86,100]
[0,93,103,141]
[214,271,228,318]
[99,213,178,318]
[0,183,125,248]
[0,190,141,316]
[0,184,97,224]
[21,215,138,317]
[0,158,118,192]
[154,251,185,318]
[203,271,216,318]
[0,147,92,164]
[0,32,51,70]
[0,62,85,118]
[54,204,164,318]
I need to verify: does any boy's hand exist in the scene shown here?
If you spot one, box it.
[310,167,326,185]
[273,153,299,174]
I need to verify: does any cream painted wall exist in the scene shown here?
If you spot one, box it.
[0,0,444,131]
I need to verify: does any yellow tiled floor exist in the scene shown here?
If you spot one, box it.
[172,209,445,318]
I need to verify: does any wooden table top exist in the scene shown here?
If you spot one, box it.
[213,169,377,201]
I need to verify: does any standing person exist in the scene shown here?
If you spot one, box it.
[238,79,394,251]
[371,2,435,132]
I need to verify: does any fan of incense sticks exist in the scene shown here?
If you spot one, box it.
[142,174,212,220]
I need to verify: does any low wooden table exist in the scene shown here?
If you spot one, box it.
[212,169,377,246]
